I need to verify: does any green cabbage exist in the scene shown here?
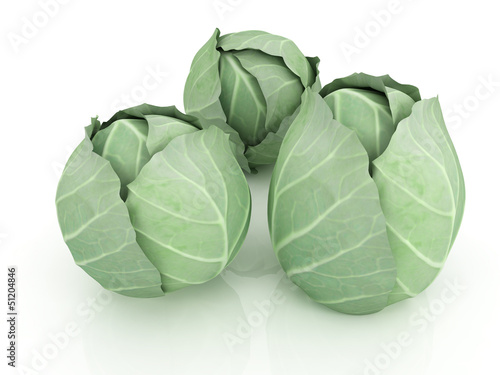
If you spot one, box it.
[56,104,251,297]
[183,29,320,170]
[268,75,465,314]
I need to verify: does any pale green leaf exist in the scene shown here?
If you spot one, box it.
[217,30,315,87]
[126,126,251,293]
[323,88,394,162]
[183,29,249,172]
[234,49,303,134]
[269,90,396,314]
[92,119,151,200]
[245,105,300,168]
[372,97,465,304]
[56,119,163,298]
[219,52,267,146]
[320,73,419,129]
[145,115,199,155]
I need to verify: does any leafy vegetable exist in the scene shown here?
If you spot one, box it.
[56,104,251,297]
[184,29,320,169]
[269,79,465,314]
[55,30,465,316]
[372,97,465,304]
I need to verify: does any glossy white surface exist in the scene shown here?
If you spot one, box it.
[1,0,499,374]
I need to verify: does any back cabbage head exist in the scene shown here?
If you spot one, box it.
[184,29,320,170]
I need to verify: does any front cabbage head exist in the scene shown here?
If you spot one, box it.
[56,104,251,297]
[268,77,465,314]
[184,29,320,170]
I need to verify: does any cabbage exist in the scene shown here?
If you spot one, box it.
[183,29,320,170]
[56,104,251,297]
[268,76,465,314]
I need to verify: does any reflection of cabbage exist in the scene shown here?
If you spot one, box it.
[266,276,433,374]
[184,29,320,169]
[269,75,465,314]
[84,277,250,375]
[56,104,251,297]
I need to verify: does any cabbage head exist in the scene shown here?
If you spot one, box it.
[184,29,320,170]
[268,76,465,314]
[56,104,251,297]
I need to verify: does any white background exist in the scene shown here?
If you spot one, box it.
[1,0,499,374]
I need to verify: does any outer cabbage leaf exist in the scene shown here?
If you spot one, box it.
[218,51,267,146]
[183,29,249,172]
[269,90,397,314]
[126,126,251,293]
[372,97,465,304]
[55,118,164,298]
